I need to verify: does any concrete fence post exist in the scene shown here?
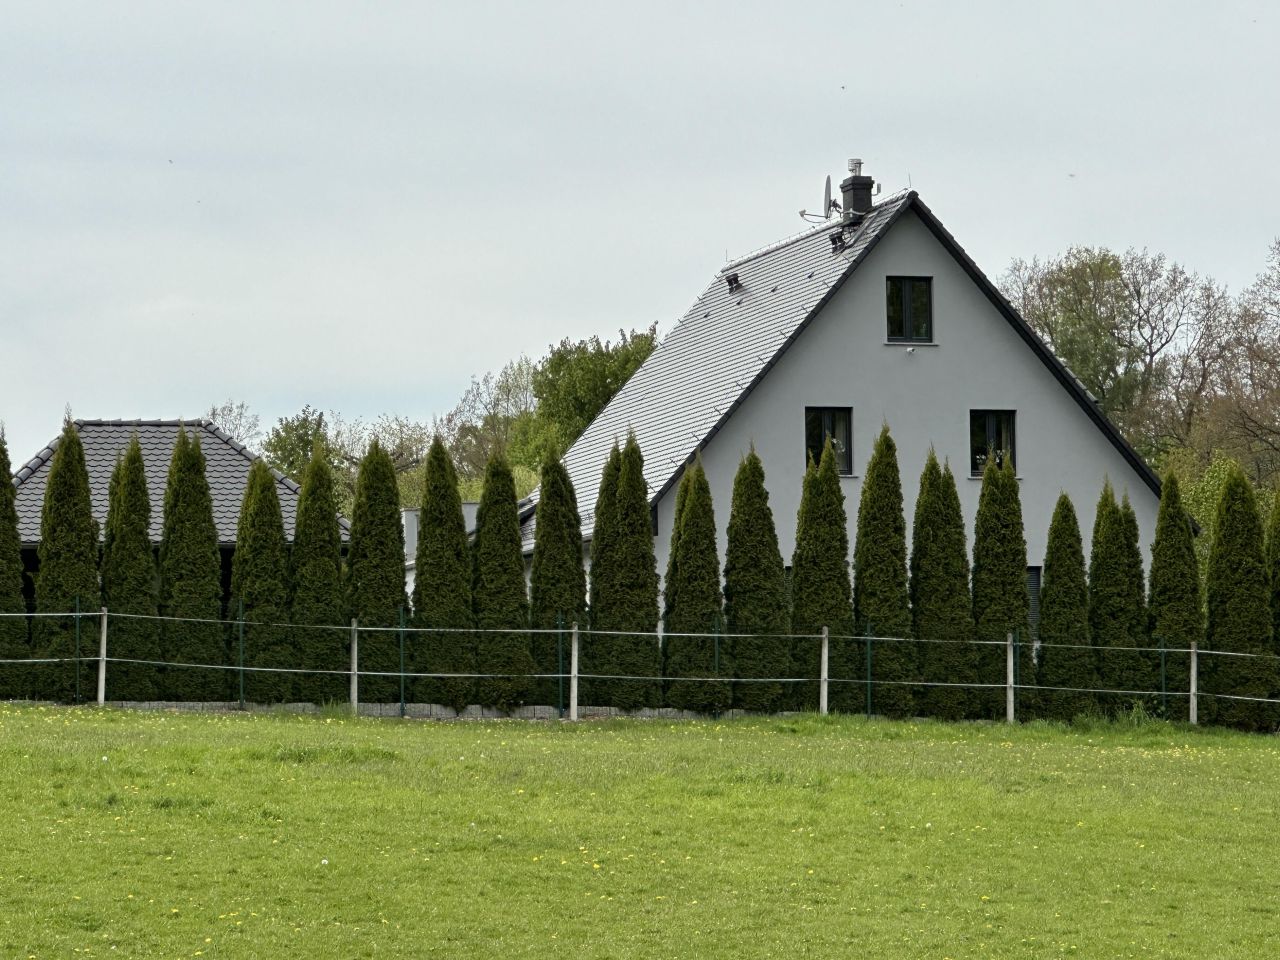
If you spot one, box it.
[97,607,108,706]
[819,627,829,716]
[350,618,359,716]
[1189,640,1198,726]
[569,622,579,722]
[1006,631,1015,724]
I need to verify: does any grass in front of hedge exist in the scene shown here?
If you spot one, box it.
[2,706,1278,958]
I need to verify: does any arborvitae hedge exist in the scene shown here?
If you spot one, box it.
[1119,494,1153,693]
[854,426,914,718]
[346,439,407,703]
[158,429,226,701]
[529,456,585,709]
[971,457,1030,719]
[100,437,160,701]
[289,445,346,704]
[790,440,854,711]
[661,464,690,629]
[1088,482,1147,710]
[1204,466,1278,731]
[724,448,790,712]
[581,444,621,707]
[662,460,729,713]
[911,453,976,721]
[0,435,32,699]
[1036,493,1096,721]
[231,461,292,703]
[471,453,534,710]
[590,433,660,709]
[412,438,474,710]
[36,421,99,702]
[1148,473,1201,721]
[1266,491,1280,663]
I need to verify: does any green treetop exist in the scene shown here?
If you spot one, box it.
[528,456,586,708]
[1036,493,1095,721]
[1148,473,1202,721]
[231,460,292,704]
[289,444,346,704]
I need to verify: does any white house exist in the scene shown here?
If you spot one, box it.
[514,160,1162,628]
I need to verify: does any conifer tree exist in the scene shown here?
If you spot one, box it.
[790,440,854,711]
[1204,467,1278,730]
[0,434,32,699]
[1266,492,1280,662]
[590,434,660,709]
[662,460,728,713]
[1088,482,1147,710]
[1148,473,1202,721]
[854,426,914,717]
[158,429,226,701]
[581,444,621,706]
[1036,493,1095,721]
[724,448,789,712]
[100,437,160,701]
[1120,493,1153,692]
[346,439,407,702]
[412,437,474,711]
[911,453,976,721]
[972,457,1030,719]
[528,456,585,708]
[289,444,346,704]
[35,420,99,702]
[471,453,534,710]
[231,461,292,703]
[661,463,690,629]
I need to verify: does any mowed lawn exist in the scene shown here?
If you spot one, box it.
[2,708,1278,959]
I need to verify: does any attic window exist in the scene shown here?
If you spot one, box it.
[725,273,742,294]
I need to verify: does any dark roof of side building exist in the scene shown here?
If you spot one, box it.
[519,189,1161,550]
[11,419,351,546]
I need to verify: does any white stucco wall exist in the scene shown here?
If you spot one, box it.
[652,208,1160,588]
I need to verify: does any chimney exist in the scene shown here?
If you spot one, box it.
[840,158,875,221]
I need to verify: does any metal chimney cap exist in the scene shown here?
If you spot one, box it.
[848,158,863,175]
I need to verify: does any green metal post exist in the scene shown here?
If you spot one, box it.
[399,605,407,719]
[237,599,245,710]
[1159,637,1167,718]
[74,595,81,705]
[865,634,873,719]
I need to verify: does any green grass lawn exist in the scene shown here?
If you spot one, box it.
[2,707,1278,959]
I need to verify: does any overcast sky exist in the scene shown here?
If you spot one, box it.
[3,0,1277,467]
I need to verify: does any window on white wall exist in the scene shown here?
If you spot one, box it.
[969,410,1016,476]
[887,276,933,342]
[804,407,852,475]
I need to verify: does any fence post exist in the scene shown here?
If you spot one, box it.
[568,622,579,722]
[237,599,246,711]
[556,617,565,720]
[865,635,873,719]
[350,618,359,716]
[74,594,81,705]
[1159,637,1168,718]
[819,627,829,716]
[1189,639,1198,725]
[97,607,108,705]
[398,605,406,719]
[1006,631,1015,724]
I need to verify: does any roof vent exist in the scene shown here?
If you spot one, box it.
[725,272,742,294]
[840,157,875,222]
[829,231,846,254]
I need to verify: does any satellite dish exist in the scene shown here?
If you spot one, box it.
[823,175,832,218]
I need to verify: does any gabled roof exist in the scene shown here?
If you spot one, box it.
[520,190,1161,549]
[12,419,351,546]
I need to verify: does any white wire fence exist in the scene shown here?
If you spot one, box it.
[2,608,1277,726]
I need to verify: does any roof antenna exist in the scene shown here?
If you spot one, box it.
[801,173,839,223]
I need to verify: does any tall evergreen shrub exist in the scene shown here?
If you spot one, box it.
[790,440,854,711]
[1204,467,1278,730]
[529,456,585,708]
[911,453,976,721]
[158,429,226,701]
[289,445,346,704]
[724,448,789,712]
[662,460,729,713]
[971,457,1030,719]
[471,453,533,710]
[853,426,914,718]
[231,461,292,703]
[1088,482,1147,710]
[590,434,660,709]
[1036,493,1095,721]
[581,444,621,706]
[1120,494,1153,691]
[346,440,407,703]
[1266,492,1280,660]
[1148,473,1202,721]
[0,435,32,699]
[412,438,474,711]
[101,437,160,701]
[36,421,99,702]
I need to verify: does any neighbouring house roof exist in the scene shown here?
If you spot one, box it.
[518,189,1161,550]
[11,419,351,547]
